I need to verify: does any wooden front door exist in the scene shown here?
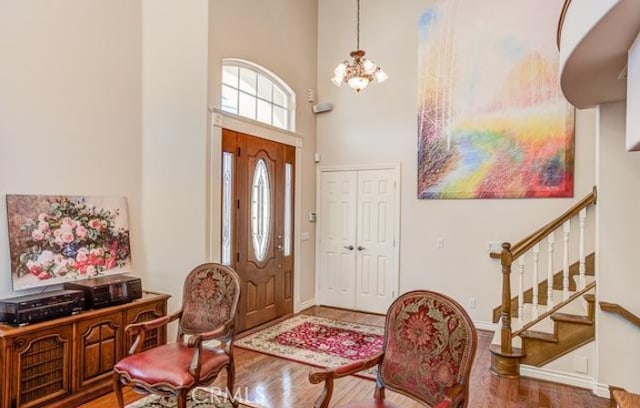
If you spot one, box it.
[222,129,295,331]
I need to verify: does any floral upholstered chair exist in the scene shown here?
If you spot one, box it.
[309,290,477,408]
[113,263,241,408]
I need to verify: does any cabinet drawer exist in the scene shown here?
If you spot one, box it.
[76,311,123,390]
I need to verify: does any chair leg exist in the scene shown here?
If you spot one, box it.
[226,363,238,407]
[177,390,188,408]
[112,372,125,408]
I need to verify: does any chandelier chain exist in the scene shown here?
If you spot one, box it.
[356,0,360,50]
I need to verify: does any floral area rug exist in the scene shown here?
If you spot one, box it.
[126,388,263,408]
[234,314,384,380]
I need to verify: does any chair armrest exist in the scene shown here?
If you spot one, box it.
[309,352,384,383]
[187,319,235,380]
[187,319,234,348]
[308,352,384,408]
[125,310,182,355]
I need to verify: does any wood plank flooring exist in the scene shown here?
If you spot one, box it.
[81,307,613,408]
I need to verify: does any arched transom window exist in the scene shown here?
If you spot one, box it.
[221,59,295,131]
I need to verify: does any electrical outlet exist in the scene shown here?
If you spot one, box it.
[468,298,477,309]
[436,238,445,249]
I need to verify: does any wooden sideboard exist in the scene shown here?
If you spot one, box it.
[0,291,170,408]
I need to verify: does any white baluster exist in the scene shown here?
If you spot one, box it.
[532,243,540,319]
[547,231,555,307]
[563,220,571,300]
[578,208,587,290]
[518,256,525,322]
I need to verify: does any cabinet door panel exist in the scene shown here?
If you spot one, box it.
[11,325,73,408]
[124,301,167,354]
[76,312,122,389]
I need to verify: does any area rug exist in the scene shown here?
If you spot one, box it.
[234,314,384,380]
[126,388,263,408]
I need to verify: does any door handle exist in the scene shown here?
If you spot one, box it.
[344,245,354,251]
[357,246,366,251]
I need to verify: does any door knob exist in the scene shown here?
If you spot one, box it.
[344,245,354,251]
[357,246,366,251]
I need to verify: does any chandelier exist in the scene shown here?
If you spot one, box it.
[331,0,388,92]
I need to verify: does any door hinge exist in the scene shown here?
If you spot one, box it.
[394,181,397,189]
[237,147,241,156]
[236,252,240,262]
[393,239,396,247]
[237,199,240,209]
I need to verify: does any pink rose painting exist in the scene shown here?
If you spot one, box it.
[6,195,132,290]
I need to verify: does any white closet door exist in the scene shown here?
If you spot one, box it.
[319,171,358,309]
[355,169,397,314]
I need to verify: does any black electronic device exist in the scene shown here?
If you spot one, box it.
[0,289,85,326]
[64,274,142,309]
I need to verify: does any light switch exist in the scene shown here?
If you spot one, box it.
[436,238,445,249]
[301,232,310,241]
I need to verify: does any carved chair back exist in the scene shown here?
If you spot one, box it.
[379,290,477,407]
[177,263,240,343]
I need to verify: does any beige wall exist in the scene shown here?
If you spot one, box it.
[596,101,640,393]
[208,0,318,305]
[0,0,142,298]
[317,0,597,326]
[139,0,210,316]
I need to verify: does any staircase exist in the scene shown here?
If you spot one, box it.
[489,187,598,377]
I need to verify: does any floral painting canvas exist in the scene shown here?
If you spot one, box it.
[417,0,574,199]
[6,195,132,290]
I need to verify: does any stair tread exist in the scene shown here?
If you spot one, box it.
[550,312,593,325]
[520,330,558,343]
[613,390,640,408]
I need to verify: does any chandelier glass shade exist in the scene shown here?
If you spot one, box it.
[331,0,388,92]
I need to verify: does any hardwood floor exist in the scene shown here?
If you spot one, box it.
[81,307,613,408]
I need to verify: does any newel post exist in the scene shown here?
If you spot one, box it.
[500,242,513,354]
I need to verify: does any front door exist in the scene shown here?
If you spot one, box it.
[222,129,294,331]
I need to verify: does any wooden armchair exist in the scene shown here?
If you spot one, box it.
[113,263,241,408]
[309,290,477,408]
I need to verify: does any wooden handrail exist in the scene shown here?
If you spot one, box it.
[512,281,595,337]
[600,301,640,329]
[510,186,597,260]
[489,186,597,260]
[557,0,573,50]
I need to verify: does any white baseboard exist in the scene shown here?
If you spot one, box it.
[592,383,610,398]
[474,320,497,332]
[296,298,317,312]
[520,365,595,390]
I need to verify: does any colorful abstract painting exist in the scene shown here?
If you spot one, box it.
[417,0,574,199]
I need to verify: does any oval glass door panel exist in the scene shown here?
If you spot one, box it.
[251,159,271,262]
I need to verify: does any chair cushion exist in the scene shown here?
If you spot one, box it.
[114,343,230,388]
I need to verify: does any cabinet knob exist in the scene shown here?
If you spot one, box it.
[344,245,354,251]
